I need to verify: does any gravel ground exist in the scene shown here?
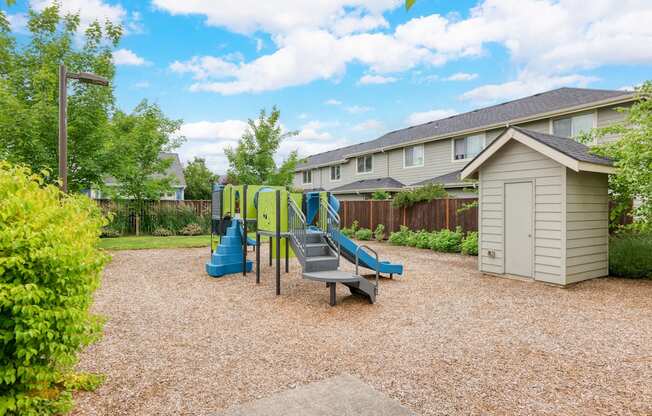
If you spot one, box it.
[72,243,652,416]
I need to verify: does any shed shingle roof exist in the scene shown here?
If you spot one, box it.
[298,87,631,169]
[511,127,613,166]
[330,177,404,193]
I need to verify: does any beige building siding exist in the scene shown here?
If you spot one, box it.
[596,103,630,143]
[479,140,565,284]
[295,103,628,194]
[565,170,609,284]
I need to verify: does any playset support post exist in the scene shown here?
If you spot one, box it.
[275,190,281,295]
[242,184,248,276]
[255,232,261,284]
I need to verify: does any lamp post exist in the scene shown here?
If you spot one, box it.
[58,64,109,192]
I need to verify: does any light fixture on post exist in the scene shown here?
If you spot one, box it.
[58,64,110,193]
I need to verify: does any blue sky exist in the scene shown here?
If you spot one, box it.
[4,0,652,173]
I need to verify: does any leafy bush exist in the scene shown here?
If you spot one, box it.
[392,184,448,208]
[413,230,433,249]
[461,231,479,256]
[179,223,203,236]
[152,227,174,237]
[430,228,463,252]
[351,220,360,233]
[371,190,390,200]
[609,232,652,278]
[374,224,385,242]
[388,226,412,245]
[354,228,373,240]
[340,227,354,238]
[100,227,121,238]
[0,162,109,415]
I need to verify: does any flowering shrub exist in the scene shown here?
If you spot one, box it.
[0,162,108,415]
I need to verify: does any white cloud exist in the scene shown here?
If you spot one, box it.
[179,120,249,141]
[30,0,127,31]
[460,71,599,103]
[352,119,384,131]
[325,99,342,106]
[445,72,478,81]
[406,109,458,126]
[296,121,333,141]
[346,105,373,114]
[176,120,249,173]
[358,74,398,85]
[170,56,239,80]
[112,49,149,66]
[164,0,652,98]
[151,0,401,35]
[6,13,29,34]
[133,81,150,89]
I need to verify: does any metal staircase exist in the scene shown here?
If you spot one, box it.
[287,196,380,306]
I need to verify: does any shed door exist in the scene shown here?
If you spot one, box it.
[504,182,533,277]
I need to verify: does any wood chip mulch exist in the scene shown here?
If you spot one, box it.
[71,242,652,415]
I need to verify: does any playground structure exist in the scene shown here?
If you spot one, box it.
[206,184,403,306]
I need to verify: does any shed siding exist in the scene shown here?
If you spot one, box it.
[565,170,609,284]
[479,140,565,284]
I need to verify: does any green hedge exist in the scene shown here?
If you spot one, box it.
[388,225,478,255]
[610,232,652,278]
[0,162,109,415]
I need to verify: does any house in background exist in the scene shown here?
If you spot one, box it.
[88,152,186,200]
[293,87,636,200]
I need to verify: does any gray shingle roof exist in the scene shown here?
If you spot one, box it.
[104,152,186,187]
[413,169,466,187]
[511,127,613,166]
[298,87,631,169]
[330,177,404,193]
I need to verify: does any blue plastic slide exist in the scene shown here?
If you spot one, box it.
[330,228,403,276]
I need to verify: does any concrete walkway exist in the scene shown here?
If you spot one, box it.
[216,375,415,416]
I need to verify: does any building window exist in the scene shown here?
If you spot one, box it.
[330,165,341,181]
[357,155,373,174]
[302,170,312,184]
[404,144,424,168]
[453,134,485,161]
[552,113,595,139]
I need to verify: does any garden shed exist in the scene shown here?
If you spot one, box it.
[461,127,616,286]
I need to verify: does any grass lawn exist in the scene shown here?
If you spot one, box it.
[99,235,212,250]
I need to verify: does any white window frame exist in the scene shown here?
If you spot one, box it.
[403,144,425,169]
[451,133,487,163]
[330,164,341,182]
[549,110,598,142]
[356,155,373,174]
[302,170,312,185]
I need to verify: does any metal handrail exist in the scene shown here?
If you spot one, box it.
[319,198,341,263]
[287,197,307,259]
[355,244,380,295]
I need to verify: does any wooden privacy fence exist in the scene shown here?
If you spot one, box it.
[339,198,479,234]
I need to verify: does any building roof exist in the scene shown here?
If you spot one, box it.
[412,169,469,188]
[461,127,615,180]
[297,87,633,170]
[330,177,404,193]
[510,127,613,166]
[105,152,186,187]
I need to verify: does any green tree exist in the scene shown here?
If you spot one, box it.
[103,100,184,201]
[225,107,300,186]
[590,82,652,229]
[183,157,217,200]
[0,4,121,192]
